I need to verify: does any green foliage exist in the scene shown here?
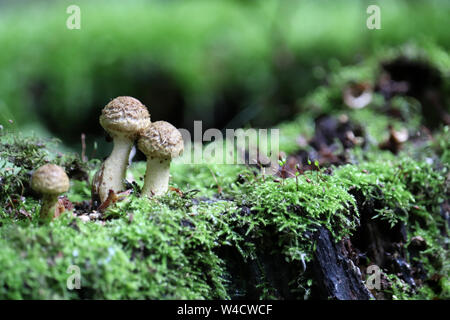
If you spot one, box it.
[0,193,239,299]
[0,130,89,204]
[0,24,449,298]
[1,0,450,140]
[276,42,450,155]
[131,161,252,199]
[232,172,359,257]
[0,129,448,299]
[432,126,450,164]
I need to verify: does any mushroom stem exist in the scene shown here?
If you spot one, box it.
[99,135,133,202]
[142,157,170,197]
[40,194,59,221]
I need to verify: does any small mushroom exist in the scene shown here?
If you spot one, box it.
[137,121,184,197]
[31,164,70,221]
[343,82,373,109]
[94,96,151,203]
[379,125,409,154]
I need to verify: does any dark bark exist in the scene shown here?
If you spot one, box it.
[312,226,374,300]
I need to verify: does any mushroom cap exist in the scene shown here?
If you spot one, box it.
[31,164,70,195]
[138,121,184,160]
[100,96,151,139]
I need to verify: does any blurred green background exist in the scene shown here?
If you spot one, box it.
[0,0,449,158]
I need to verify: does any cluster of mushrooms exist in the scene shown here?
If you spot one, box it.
[31,96,184,221]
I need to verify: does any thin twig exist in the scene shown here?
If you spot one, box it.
[81,133,87,162]
[208,167,222,194]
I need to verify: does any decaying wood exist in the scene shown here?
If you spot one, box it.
[312,226,374,300]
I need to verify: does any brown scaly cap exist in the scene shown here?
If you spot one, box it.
[31,164,70,195]
[100,96,151,139]
[138,121,184,160]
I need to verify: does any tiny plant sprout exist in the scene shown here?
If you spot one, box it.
[31,164,70,221]
[137,121,184,197]
[94,96,151,203]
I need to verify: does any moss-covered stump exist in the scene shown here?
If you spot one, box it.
[0,128,448,299]
[0,44,449,299]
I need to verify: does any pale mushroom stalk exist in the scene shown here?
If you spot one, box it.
[94,96,151,203]
[31,164,70,221]
[98,135,133,202]
[138,121,184,198]
[142,157,171,196]
[40,194,60,220]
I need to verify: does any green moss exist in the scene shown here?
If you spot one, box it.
[0,192,239,299]
[432,126,450,164]
[0,130,89,204]
[0,129,448,299]
[275,42,450,155]
[1,42,448,299]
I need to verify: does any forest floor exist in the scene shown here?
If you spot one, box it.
[0,44,448,300]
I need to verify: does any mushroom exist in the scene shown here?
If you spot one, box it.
[343,82,373,109]
[31,164,70,221]
[379,124,409,154]
[137,121,184,197]
[94,96,150,203]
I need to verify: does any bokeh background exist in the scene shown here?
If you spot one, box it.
[0,0,449,158]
